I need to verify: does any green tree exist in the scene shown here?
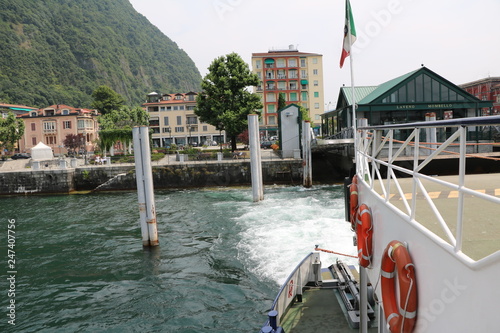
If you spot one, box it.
[0,112,25,153]
[195,53,262,151]
[278,92,287,110]
[97,106,149,154]
[299,106,311,122]
[91,86,126,115]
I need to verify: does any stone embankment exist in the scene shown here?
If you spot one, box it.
[0,156,303,195]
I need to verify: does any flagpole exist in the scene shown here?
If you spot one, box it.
[347,9,357,173]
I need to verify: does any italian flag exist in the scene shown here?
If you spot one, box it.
[340,0,357,68]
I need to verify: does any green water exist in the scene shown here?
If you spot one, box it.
[0,185,349,332]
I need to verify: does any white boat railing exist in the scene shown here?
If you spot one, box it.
[262,252,321,329]
[356,115,500,268]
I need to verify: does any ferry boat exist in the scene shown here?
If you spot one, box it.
[259,116,500,332]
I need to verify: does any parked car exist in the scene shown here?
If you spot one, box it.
[11,153,31,160]
[260,141,274,149]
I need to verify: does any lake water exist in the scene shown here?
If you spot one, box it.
[0,185,356,332]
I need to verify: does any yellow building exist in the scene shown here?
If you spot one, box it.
[18,104,99,155]
[143,92,226,148]
[252,46,325,137]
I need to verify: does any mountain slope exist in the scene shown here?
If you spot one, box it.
[0,0,201,108]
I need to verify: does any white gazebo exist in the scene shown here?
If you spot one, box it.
[30,142,54,160]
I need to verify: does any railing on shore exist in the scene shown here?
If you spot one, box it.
[356,115,500,267]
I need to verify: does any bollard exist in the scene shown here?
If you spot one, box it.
[268,310,278,330]
[217,152,223,161]
[260,326,273,333]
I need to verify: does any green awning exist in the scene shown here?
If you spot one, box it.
[301,79,308,85]
[264,59,275,64]
[10,107,34,111]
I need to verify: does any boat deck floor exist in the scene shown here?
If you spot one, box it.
[281,288,378,333]
[280,271,378,332]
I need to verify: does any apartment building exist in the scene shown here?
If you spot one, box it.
[460,77,500,115]
[143,92,225,148]
[252,46,325,137]
[18,104,99,154]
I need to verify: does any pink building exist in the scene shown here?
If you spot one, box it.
[18,104,99,155]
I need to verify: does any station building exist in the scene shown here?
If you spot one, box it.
[322,67,494,141]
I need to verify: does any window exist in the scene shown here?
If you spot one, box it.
[30,112,37,117]
[162,127,171,133]
[179,106,185,110]
[187,106,195,110]
[288,58,297,67]
[148,106,159,112]
[203,125,208,132]
[290,92,298,101]
[289,69,298,79]
[314,103,320,109]
[301,70,307,78]
[78,120,85,129]
[255,60,262,69]
[32,137,37,146]
[175,127,184,132]
[276,59,285,68]
[175,95,183,100]
[497,95,500,103]
[187,94,196,101]
[314,80,319,86]
[267,93,276,102]
[173,106,179,111]
[268,116,276,125]
[31,123,36,131]
[300,59,306,67]
[62,109,69,115]
[164,116,169,126]
[160,107,166,111]
[301,92,308,101]
[314,92,319,98]
[177,116,182,125]
[43,121,56,132]
[268,104,276,113]
[186,117,198,125]
[313,69,318,75]
[63,121,71,129]
[166,106,172,111]
[312,58,318,64]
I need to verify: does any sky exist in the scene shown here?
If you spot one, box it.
[129,0,500,110]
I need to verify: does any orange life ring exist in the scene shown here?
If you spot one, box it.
[349,179,358,229]
[381,240,418,333]
[356,204,373,267]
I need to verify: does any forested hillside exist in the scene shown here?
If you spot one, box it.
[0,0,201,108]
